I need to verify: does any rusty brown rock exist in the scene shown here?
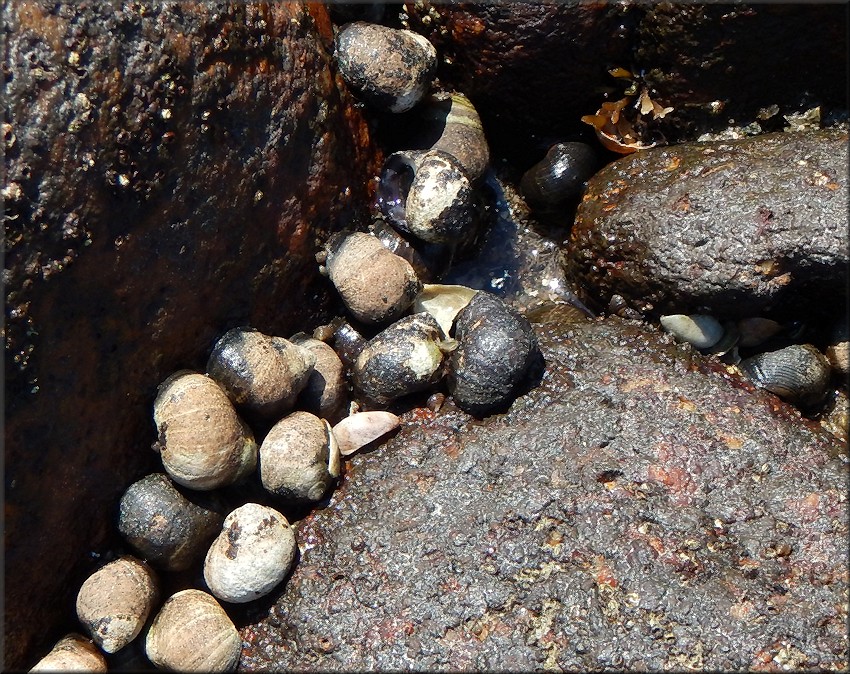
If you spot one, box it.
[3,2,379,669]
[402,3,847,166]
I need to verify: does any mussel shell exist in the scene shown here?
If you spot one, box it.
[353,312,447,406]
[740,343,831,408]
[448,292,541,417]
[520,142,598,213]
[334,22,436,113]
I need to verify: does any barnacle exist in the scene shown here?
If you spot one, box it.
[581,68,673,154]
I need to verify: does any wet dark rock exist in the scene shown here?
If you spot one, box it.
[565,128,848,325]
[402,3,847,166]
[239,312,848,671]
[4,3,379,668]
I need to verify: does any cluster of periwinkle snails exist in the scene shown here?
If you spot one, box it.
[659,312,848,411]
[31,21,545,673]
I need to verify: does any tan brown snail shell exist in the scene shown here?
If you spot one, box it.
[117,472,225,572]
[206,327,316,419]
[203,503,297,604]
[153,371,257,490]
[29,634,108,672]
[290,332,348,424]
[259,411,340,504]
[75,556,159,654]
[334,22,437,113]
[419,92,490,182]
[145,589,241,672]
[320,231,422,326]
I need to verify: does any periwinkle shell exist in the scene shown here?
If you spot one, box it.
[290,333,348,424]
[448,292,540,416]
[740,343,831,408]
[335,22,436,113]
[118,472,225,572]
[29,634,108,672]
[353,312,447,406]
[520,142,598,213]
[419,92,490,182]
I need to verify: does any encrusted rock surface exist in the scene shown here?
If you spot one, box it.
[239,310,848,671]
[4,3,378,668]
[565,128,848,324]
[402,3,847,166]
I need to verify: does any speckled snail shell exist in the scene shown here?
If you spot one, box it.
[117,472,225,571]
[740,343,832,408]
[29,633,108,672]
[259,411,339,504]
[206,328,316,419]
[448,291,541,417]
[419,92,490,182]
[520,141,598,213]
[334,22,437,113]
[75,556,159,654]
[378,149,476,245]
[153,371,257,490]
[368,216,452,283]
[290,332,348,424]
[323,231,422,326]
[203,503,297,604]
[353,312,449,406]
[145,589,241,672]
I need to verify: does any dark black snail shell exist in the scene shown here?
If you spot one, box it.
[353,312,448,406]
[377,149,475,246]
[520,142,599,213]
[368,217,453,283]
[740,343,831,408]
[448,291,541,417]
[334,22,437,113]
[117,473,225,572]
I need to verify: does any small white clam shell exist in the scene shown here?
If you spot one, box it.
[660,314,724,349]
[204,503,296,604]
[413,284,478,337]
[332,411,401,456]
[29,633,107,672]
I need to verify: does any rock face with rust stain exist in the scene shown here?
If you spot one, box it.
[239,310,848,670]
[3,2,379,668]
[402,3,847,167]
[564,128,848,325]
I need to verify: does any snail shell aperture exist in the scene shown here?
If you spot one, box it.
[259,411,337,504]
[29,633,108,672]
[153,371,258,490]
[740,343,832,408]
[75,556,159,654]
[448,291,541,417]
[206,327,316,419]
[324,231,422,326]
[334,22,437,113]
[117,472,225,572]
[353,312,448,406]
[378,149,476,246]
[203,503,297,604]
[145,589,241,672]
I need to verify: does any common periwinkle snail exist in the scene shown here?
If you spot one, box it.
[117,472,225,572]
[290,332,348,424]
[740,343,832,408]
[203,503,296,604]
[418,91,490,183]
[29,634,108,672]
[378,149,476,246]
[520,141,598,214]
[448,291,541,416]
[334,21,437,113]
[152,371,257,490]
[320,231,422,325]
[259,411,340,504]
[353,312,450,406]
[144,589,241,672]
[206,328,316,420]
[75,556,159,654]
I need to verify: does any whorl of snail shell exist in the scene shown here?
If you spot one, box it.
[739,343,832,408]
[29,634,107,672]
[290,332,348,424]
[419,92,490,182]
